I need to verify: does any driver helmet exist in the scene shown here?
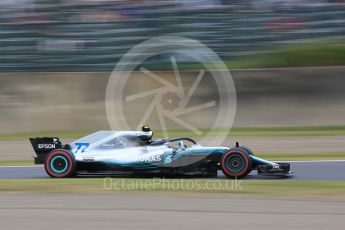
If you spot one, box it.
[140,125,153,142]
[142,125,151,132]
[176,141,186,150]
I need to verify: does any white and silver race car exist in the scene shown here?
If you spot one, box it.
[30,126,291,178]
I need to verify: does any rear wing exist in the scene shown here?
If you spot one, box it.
[29,137,62,164]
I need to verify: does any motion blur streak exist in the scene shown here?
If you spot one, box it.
[0,1,345,230]
[0,1,344,71]
[0,193,344,230]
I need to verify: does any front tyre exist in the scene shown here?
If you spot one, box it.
[221,149,252,179]
[45,149,76,178]
[239,146,254,156]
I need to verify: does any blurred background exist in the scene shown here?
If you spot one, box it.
[1,0,345,161]
[1,3,345,228]
[1,0,345,71]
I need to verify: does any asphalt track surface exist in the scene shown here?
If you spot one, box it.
[1,163,344,230]
[0,193,344,230]
[0,161,344,179]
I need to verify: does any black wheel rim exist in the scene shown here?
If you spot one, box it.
[225,154,245,173]
[50,155,69,174]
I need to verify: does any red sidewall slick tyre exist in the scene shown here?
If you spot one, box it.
[45,149,76,178]
[221,149,252,179]
[239,146,254,156]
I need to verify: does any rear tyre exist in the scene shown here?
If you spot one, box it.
[45,149,76,178]
[221,148,252,179]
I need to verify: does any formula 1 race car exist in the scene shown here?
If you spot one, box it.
[29,126,291,178]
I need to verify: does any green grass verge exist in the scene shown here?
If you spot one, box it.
[148,39,345,70]
[0,130,92,141]
[228,40,345,69]
[0,160,34,166]
[260,152,345,161]
[2,126,345,141]
[0,179,344,198]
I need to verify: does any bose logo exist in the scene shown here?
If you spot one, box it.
[38,144,56,149]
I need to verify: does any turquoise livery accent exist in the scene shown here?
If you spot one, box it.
[50,156,68,174]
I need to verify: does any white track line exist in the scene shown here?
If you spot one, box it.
[276,160,345,163]
[0,165,42,168]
